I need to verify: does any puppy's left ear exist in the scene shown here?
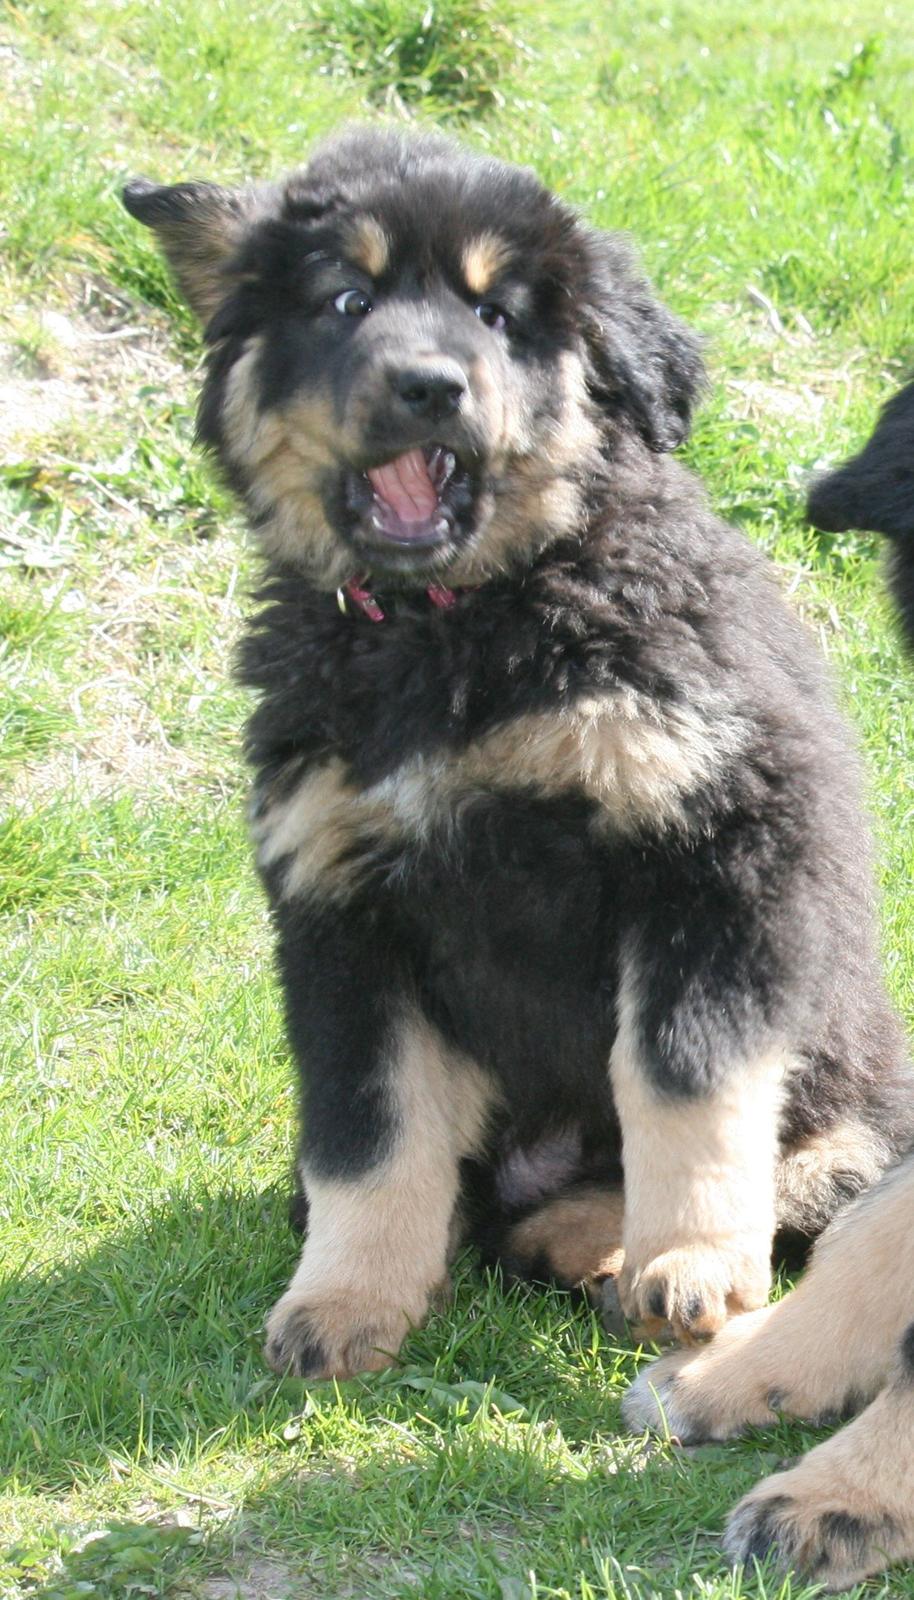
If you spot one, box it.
[581,230,706,451]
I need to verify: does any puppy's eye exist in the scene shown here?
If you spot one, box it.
[474,301,510,332]
[333,289,373,317]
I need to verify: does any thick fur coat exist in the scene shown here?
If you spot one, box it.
[123,129,914,1386]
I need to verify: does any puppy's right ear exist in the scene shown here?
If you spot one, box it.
[121,178,259,323]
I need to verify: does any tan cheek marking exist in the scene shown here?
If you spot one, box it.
[446,351,603,587]
[221,340,338,477]
[221,343,350,583]
[343,215,391,278]
[462,232,512,296]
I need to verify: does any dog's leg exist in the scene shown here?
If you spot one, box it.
[622,1154,914,1439]
[722,1331,914,1590]
[611,960,784,1343]
[498,1184,625,1294]
[625,1158,914,1587]
[266,1006,490,1378]
[264,911,491,1378]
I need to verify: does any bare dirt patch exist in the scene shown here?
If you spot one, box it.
[2,279,248,803]
[201,1557,315,1599]
[0,285,191,459]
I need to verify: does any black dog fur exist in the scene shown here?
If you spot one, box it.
[122,128,914,1379]
[807,379,914,645]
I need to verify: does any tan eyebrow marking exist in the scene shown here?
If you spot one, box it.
[461,232,513,295]
[343,215,390,277]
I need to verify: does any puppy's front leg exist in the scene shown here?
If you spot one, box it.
[611,960,781,1343]
[265,910,490,1379]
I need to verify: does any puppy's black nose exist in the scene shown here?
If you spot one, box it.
[393,361,467,420]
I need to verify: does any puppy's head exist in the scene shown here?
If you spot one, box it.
[124,128,704,588]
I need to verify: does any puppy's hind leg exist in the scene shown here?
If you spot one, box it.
[497,1182,625,1297]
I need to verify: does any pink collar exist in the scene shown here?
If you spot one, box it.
[336,577,458,623]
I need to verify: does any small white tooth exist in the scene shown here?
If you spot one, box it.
[370,509,386,531]
[434,515,450,536]
[442,451,456,484]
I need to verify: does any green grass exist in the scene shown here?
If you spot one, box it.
[309,0,527,120]
[1,0,913,1595]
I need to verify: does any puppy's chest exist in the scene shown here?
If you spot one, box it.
[251,675,729,909]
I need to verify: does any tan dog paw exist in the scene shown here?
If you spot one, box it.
[264,1287,415,1379]
[724,1470,903,1591]
[622,1304,780,1440]
[619,1237,771,1343]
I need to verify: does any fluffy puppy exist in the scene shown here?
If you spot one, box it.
[625,388,914,1590]
[122,128,914,1384]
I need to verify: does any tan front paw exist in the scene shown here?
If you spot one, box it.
[622,1305,780,1441]
[724,1466,904,1591]
[264,1287,417,1379]
[619,1238,771,1343]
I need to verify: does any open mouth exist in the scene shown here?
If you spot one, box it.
[342,444,476,562]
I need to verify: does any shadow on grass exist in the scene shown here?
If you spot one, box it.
[0,1187,293,1491]
[3,1436,805,1600]
[1,1190,830,1597]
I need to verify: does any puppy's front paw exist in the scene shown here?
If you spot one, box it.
[264,1288,414,1379]
[622,1305,779,1440]
[619,1238,771,1343]
[724,1470,901,1591]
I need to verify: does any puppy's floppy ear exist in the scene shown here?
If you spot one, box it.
[581,229,706,451]
[121,178,261,323]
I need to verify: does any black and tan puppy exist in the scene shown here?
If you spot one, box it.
[122,128,914,1383]
[624,394,914,1590]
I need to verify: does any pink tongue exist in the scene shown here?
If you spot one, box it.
[368,449,438,524]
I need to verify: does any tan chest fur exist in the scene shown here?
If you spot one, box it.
[252,687,746,902]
